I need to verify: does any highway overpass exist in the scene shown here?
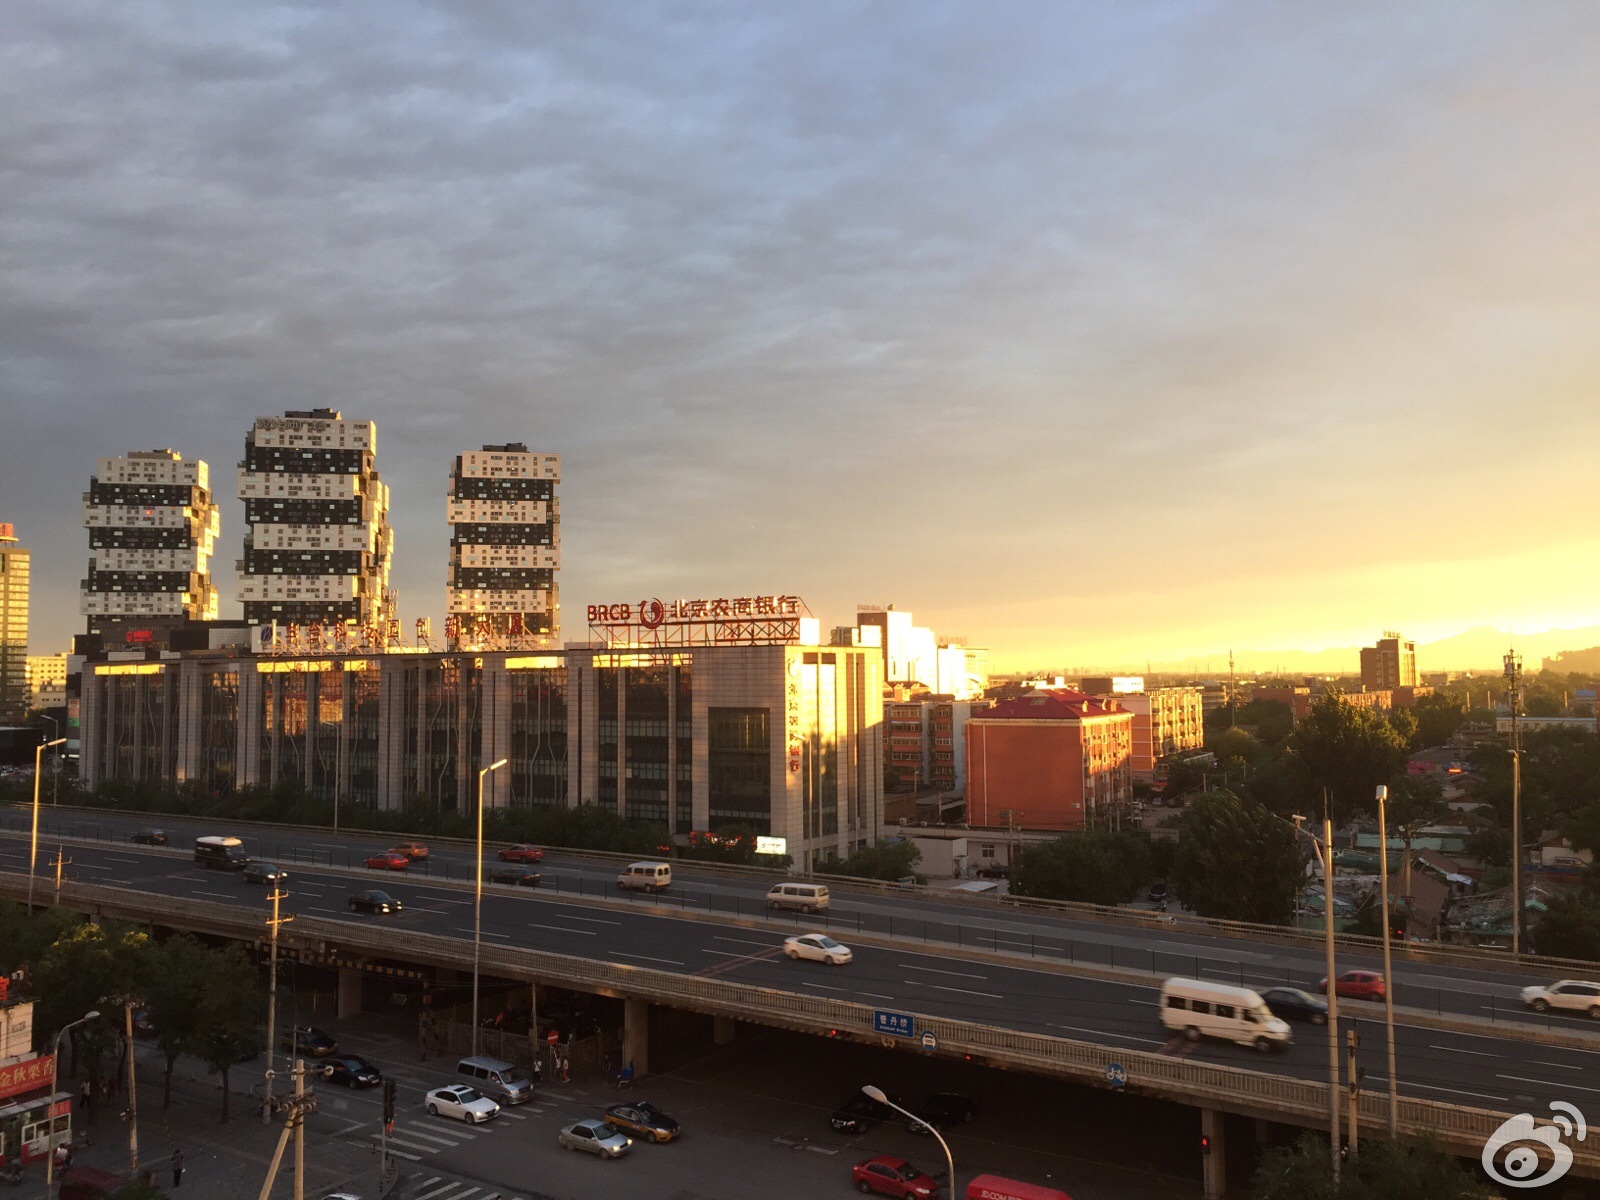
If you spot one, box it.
[3,823,1599,1194]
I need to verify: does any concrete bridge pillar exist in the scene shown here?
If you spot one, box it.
[623,998,649,1077]
[713,1016,736,1046]
[1201,1107,1226,1200]
[338,968,363,1020]
[527,983,541,1060]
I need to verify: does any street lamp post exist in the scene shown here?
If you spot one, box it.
[1290,812,1341,1179]
[28,738,66,910]
[471,758,509,1057]
[40,717,60,808]
[1374,785,1400,1133]
[862,1087,954,1197]
[44,1010,100,1199]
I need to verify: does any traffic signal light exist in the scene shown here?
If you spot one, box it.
[1200,1134,1211,1156]
[382,1079,396,1133]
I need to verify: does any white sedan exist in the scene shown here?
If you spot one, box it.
[784,933,853,965]
[425,1084,500,1124]
[1521,980,1600,1019]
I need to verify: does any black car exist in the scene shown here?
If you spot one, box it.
[907,1092,975,1133]
[974,863,1008,880]
[1261,987,1329,1025]
[830,1089,904,1134]
[131,829,169,846]
[1147,880,1169,903]
[280,1026,339,1057]
[325,1055,382,1087]
[243,861,288,885]
[348,889,402,915]
[487,864,543,888]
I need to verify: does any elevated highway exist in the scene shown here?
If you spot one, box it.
[2,830,1598,1184]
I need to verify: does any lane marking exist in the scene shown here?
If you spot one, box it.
[916,982,1004,1000]
[550,913,622,926]
[612,952,685,966]
[1428,1045,1498,1057]
[193,890,233,899]
[1404,1081,1511,1103]
[1051,1023,1167,1046]
[714,936,774,949]
[899,964,987,980]
[368,1136,425,1158]
[1496,1074,1600,1096]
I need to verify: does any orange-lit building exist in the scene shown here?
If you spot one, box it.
[1085,685,1204,780]
[965,690,1133,831]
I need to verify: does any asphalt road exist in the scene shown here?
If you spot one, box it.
[1,804,1588,1033]
[2,830,1597,1117]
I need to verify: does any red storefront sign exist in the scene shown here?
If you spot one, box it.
[0,1055,52,1102]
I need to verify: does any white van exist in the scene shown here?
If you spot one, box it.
[616,862,672,892]
[456,1055,533,1105]
[194,835,248,871]
[766,882,830,913]
[1158,978,1291,1052]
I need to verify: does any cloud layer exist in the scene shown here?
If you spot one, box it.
[5,2,1599,669]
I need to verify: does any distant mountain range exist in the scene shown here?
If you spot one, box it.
[1144,624,1600,677]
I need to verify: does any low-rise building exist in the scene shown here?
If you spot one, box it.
[1086,684,1203,780]
[964,690,1133,831]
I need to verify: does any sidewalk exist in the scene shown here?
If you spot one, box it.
[55,1041,376,1198]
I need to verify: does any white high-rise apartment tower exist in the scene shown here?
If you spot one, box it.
[80,449,220,640]
[446,443,560,646]
[236,409,393,628]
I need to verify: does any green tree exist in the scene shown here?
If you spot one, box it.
[1532,872,1600,961]
[33,922,148,1080]
[1408,693,1465,750]
[1231,699,1295,745]
[1170,790,1303,924]
[1011,831,1153,905]
[1210,727,1259,768]
[1251,1132,1497,1200]
[143,935,216,1109]
[1288,693,1410,821]
[825,839,922,882]
[191,945,263,1122]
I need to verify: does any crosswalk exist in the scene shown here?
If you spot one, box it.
[370,1097,555,1161]
[407,1175,527,1200]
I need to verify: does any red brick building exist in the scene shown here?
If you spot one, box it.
[965,690,1133,831]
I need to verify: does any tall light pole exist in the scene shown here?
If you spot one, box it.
[1374,785,1399,1132]
[40,717,60,807]
[472,758,509,1056]
[862,1087,954,1196]
[44,1010,100,1199]
[1504,650,1523,956]
[28,738,66,909]
[1289,811,1341,1179]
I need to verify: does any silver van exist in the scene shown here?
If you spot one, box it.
[456,1056,533,1105]
[766,882,830,913]
[616,862,672,892]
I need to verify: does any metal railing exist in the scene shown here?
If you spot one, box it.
[7,873,1597,1176]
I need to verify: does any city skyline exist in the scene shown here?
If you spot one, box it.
[5,4,1600,671]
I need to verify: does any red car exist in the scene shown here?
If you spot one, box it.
[498,844,545,864]
[853,1155,939,1199]
[1320,970,1386,1000]
[365,851,410,871]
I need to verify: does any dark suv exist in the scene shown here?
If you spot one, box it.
[831,1089,903,1133]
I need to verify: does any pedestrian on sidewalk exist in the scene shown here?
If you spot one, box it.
[79,1080,93,1115]
[559,1055,570,1083]
[171,1148,184,1188]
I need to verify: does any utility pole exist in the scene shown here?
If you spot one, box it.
[52,846,70,898]
[124,1004,140,1176]
[1374,786,1400,1133]
[1346,1027,1362,1157]
[1504,649,1523,956]
[1322,802,1342,1181]
[263,884,292,1124]
[256,1059,317,1200]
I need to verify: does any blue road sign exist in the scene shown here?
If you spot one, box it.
[873,1010,915,1038]
[1105,1062,1127,1089]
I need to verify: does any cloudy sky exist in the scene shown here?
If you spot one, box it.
[5,2,1599,672]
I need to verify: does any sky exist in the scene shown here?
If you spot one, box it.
[5,2,1600,673]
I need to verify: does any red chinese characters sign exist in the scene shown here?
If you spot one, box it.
[0,1054,53,1102]
[587,595,809,648]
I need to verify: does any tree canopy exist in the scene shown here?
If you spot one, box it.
[1010,831,1154,906]
[1251,1132,1498,1200]
[1170,790,1303,924]
[824,839,922,882]
[1288,693,1411,821]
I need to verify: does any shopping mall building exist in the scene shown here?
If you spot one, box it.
[77,598,885,868]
